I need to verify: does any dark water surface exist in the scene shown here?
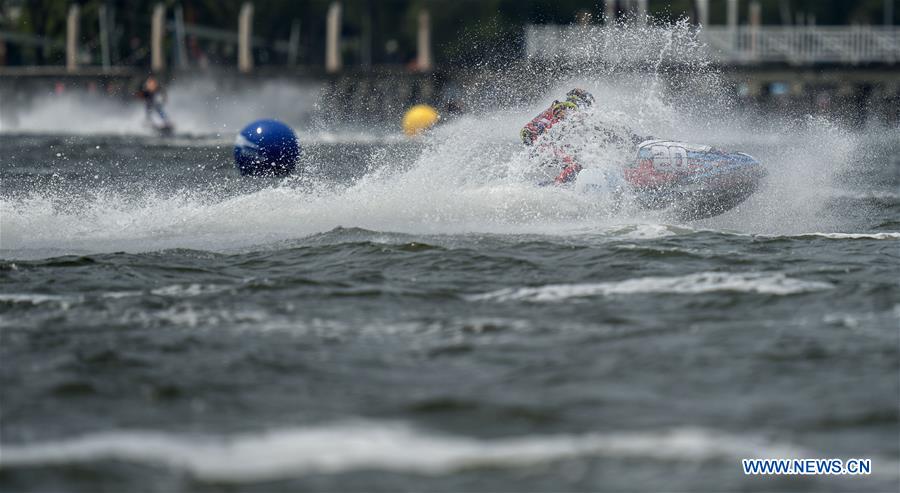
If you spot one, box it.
[1,134,898,492]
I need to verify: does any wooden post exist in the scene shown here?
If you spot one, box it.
[636,0,648,24]
[325,2,342,73]
[605,0,616,24]
[416,10,432,72]
[151,3,165,72]
[695,0,709,26]
[749,1,761,60]
[360,3,372,68]
[108,5,119,65]
[287,19,300,66]
[174,5,188,69]
[238,2,254,73]
[66,4,80,72]
[99,4,110,71]
[727,0,739,52]
[749,4,761,27]
[727,0,739,30]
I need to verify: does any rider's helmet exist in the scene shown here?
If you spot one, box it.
[566,88,595,108]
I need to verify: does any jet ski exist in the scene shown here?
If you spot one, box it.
[575,140,766,220]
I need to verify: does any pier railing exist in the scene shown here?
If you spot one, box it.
[703,26,899,65]
[525,25,900,66]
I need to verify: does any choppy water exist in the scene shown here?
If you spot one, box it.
[1,126,898,492]
[1,19,899,490]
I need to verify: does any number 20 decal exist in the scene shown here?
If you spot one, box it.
[650,145,687,169]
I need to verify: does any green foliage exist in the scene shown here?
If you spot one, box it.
[3,0,896,66]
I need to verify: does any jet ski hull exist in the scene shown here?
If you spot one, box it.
[624,140,766,220]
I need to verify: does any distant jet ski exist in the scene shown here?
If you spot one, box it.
[138,75,174,138]
[575,140,766,220]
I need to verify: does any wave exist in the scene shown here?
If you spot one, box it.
[0,293,81,305]
[0,283,232,305]
[765,232,900,240]
[828,190,900,201]
[0,422,812,482]
[468,272,833,302]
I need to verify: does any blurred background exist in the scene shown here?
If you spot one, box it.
[2,1,897,66]
[0,0,898,132]
[2,5,899,492]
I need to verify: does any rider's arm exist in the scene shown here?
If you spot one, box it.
[554,163,582,184]
[521,100,572,146]
[549,145,582,184]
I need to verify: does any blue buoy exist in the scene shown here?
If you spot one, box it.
[234,119,301,177]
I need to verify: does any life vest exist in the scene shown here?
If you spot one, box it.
[520,100,577,145]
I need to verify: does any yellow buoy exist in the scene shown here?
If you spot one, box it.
[402,104,440,136]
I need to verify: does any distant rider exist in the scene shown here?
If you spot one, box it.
[139,74,171,129]
[520,88,649,185]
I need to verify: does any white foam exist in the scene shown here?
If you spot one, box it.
[780,232,900,240]
[149,283,232,297]
[0,284,231,310]
[0,128,624,257]
[0,293,82,305]
[829,190,900,201]
[469,272,833,302]
[1,95,148,135]
[0,21,886,256]
[605,223,684,239]
[0,422,809,482]
[1,79,321,136]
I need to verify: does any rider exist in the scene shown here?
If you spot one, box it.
[139,74,171,129]
[521,88,651,185]
[520,88,594,184]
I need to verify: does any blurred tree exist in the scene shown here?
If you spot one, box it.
[2,0,895,66]
[11,0,70,63]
